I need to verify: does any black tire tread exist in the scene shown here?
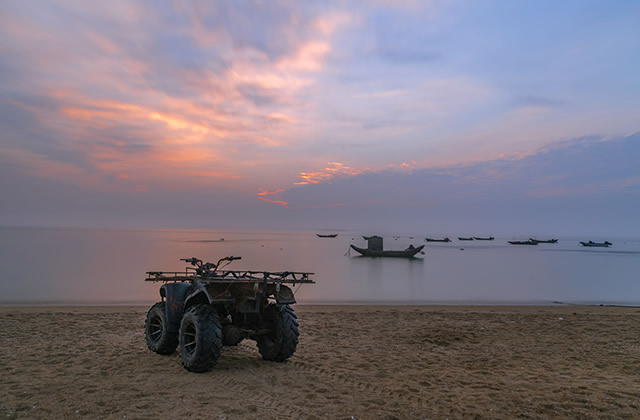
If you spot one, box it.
[179,304,223,372]
[257,304,299,362]
[144,301,178,354]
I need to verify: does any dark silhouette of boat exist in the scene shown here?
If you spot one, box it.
[362,236,373,240]
[316,233,338,238]
[530,238,558,243]
[509,240,539,245]
[458,237,474,241]
[473,236,495,241]
[350,244,425,258]
[580,241,612,247]
[425,237,451,242]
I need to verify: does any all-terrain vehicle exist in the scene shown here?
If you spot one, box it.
[144,256,314,372]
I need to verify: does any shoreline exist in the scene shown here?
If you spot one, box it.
[2,298,640,306]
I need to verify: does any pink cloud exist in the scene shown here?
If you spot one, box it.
[257,189,286,196]
[257,196,289,207]
[296,162,367,184]
[276,41,331,72]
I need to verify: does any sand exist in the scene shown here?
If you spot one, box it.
[1,304,639,419]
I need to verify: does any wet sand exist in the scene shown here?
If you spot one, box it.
[1,305,639,419]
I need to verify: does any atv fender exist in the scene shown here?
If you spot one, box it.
[266,284,296,304]
[183,284,215,310]
[160,282,192,334]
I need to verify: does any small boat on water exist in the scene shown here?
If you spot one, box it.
[316,233,338,238]
[350,244,425,258]
[425,237,451,242]
[530,238,558,243]
[458,237,474,241]
[509,240,539,245]
[580,241,612,247]
[473,236,495,241]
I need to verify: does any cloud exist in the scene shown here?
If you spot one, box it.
[257,196,289,208]
[0,1,360,195]
[0,1,638,233]
[294,162,367,185]
[254,134,640,235]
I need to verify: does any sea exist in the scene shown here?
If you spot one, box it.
[1,226,639,306]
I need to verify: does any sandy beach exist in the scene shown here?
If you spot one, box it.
[1,304,639,419]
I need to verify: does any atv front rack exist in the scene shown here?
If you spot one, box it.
[145,269,315,285]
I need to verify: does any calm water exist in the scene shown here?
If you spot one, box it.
[1,227,639,305]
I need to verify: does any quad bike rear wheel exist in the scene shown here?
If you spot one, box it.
[257,304,299,362]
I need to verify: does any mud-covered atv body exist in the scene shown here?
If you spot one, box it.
[144,256,314,372]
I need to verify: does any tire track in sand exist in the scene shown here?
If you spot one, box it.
[213,345,310,418]
[238,342,429,408]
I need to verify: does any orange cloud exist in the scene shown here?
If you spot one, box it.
[257,160,427,208]
[5,89,264,191]
[258,196,289,207]
[296,162,366,184]
[2,5,357,197]
[257,189,286,196]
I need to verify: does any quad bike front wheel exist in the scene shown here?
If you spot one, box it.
[144,301,178,354]
[179,304,223,372]
[257,304,299,362]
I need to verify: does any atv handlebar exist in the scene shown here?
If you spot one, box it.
[181,256,241,272]
[180,257,202,266]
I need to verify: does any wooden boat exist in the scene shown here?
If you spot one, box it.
[509,240,539,245]
[580,241,612,247]
[425,237,451,242]
[473,236,495,241]
[350,244,425,258]
[530,238,558,243]
[458,237,474,241]
[316,233,338,238]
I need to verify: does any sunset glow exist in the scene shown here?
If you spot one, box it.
[1,1,638,232]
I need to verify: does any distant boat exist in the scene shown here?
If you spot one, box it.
[530,238,558,243]
[458,237,474,241]
[350,244,425,258]
[580,241,612,247]
[316,233,338,238]
[473,236,495,241]
[509,240,539,245]
[425,237,451,242]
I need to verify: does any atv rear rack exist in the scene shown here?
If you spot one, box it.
[145,269,315,285]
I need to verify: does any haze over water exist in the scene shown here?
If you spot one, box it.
[2,227,638,306]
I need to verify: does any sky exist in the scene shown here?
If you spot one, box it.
[1,0,639,236]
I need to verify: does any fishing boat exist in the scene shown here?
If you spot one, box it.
[530,238,558,243]
[580,241,612,247]
[509,240,539,245]
[458,237,474,241]
[350,244,425,258]
[316,233,338,238]
[473,236,495,241]
[425,237,451,242]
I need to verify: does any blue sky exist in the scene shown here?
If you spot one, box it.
[0,0,638,235]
